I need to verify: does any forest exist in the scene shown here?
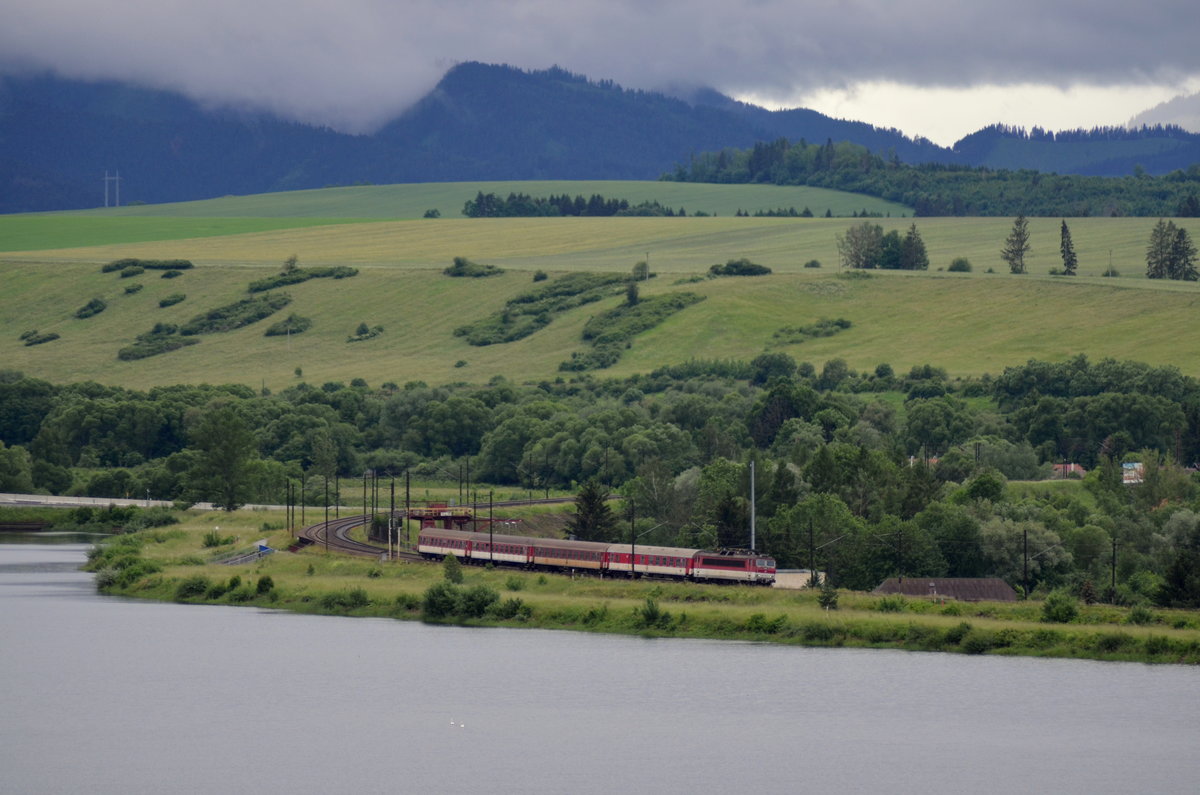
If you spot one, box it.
[664,137,1200,217]
[3,353,1200,608]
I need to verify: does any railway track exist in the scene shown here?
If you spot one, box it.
[296,497,579,560]
[296,513,424,561]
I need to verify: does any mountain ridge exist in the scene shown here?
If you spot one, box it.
[3,62,1200,213]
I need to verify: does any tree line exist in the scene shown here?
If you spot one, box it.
[3,353,1200,606]
[462,192,689,218]
[664,137,1200,217]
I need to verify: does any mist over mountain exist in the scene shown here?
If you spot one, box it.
[1128,91,1200,134]
[3,62,1200,214]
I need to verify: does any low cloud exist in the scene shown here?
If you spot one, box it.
[2,0,1197,133]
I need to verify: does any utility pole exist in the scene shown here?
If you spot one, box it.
[1023,525,1030,598]
[1111,537,1118,604]
[323,477,329,552]
[749,459,756,551]
[489,490,494,565]
[103,170,121,207]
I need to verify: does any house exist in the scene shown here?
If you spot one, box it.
[1053,463,1087,478]
[873,577,1018,602]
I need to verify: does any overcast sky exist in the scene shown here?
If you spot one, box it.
[3,0,1199,146]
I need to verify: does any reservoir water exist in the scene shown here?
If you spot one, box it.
[2,541,1198,794]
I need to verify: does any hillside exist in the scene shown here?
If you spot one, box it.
[3,183,1200,390]
[6,63,1200,214]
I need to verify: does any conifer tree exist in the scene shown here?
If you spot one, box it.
[1059,220,1078,275]
[566,479,617,542]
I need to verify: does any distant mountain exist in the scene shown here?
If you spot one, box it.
[3,63,1200,214]
[1128,91,1200,135]
[952,123,1200,177]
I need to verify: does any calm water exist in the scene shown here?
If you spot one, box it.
[2,542,1198,794]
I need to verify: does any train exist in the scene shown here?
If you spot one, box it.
[417,526,776,585]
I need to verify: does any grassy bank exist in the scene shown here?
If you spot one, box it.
[83,508,1200,665]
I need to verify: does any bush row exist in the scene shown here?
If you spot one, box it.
[102,258,193,273]
[247,265,357,293]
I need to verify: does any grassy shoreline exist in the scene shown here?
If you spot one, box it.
[79,508,1200,665]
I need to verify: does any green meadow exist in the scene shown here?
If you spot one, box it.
[2,180,1199,390]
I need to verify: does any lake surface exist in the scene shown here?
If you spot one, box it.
[2,542,1198,794]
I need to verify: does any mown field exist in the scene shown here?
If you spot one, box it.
[86,510,1200,665]
[2,181,1199,390]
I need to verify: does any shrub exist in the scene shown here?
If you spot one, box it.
[442,554,464,583]
[638,597,672,629]
[581,292,705,346]
[21,331,60,346]
[422,581,462,618]
[490,597,532,621]
[117,323,199,360]
[504,575,525,591]
[1041,589,1079,623]
[769,318,851,347]
[423,208,441,218]
[558,343,624,372]
[347,323,384,342]
[103,258,192,273]
[944,621,973,644]
[120,265,144,278]
[161,270,182,279]
[948,257,972,272]
[876,595,907,613]
[960,629,995,654]
[533,270,548,282]
[247,265,358,293]
[1096,632,1133,652]
[1102,266,1120,278]
[1144,635,1172,656]
[803,259,822,268]
[801,621,836,642]
[817,580,839,610]
[394,593,421,611]
[124,283,144,294]
[256,575,274,594]
[202,530,234,547]
[158,293,186,308]
[1126,605,1155,625]
[709,257,771,277]
[75,298,107,319]
[320,588,369,610]
[264,314,312,336]
[180,293,290,335]
[175,575,211,600]
[460,585,500,618]
[444,256,504,278]
[745,613,786,634]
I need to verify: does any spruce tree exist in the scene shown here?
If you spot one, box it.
[900,223,929,270]
[1059,219,1078,275]
[1001,214,1031,274]
[1169,225,1198,280]
[566,479,617,542]
[1146,219,1176,279]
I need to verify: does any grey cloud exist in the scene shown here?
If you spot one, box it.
[1,0,1197,132]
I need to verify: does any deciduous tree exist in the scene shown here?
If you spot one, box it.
[186,402,257,511]
[1001,214,1031,274]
